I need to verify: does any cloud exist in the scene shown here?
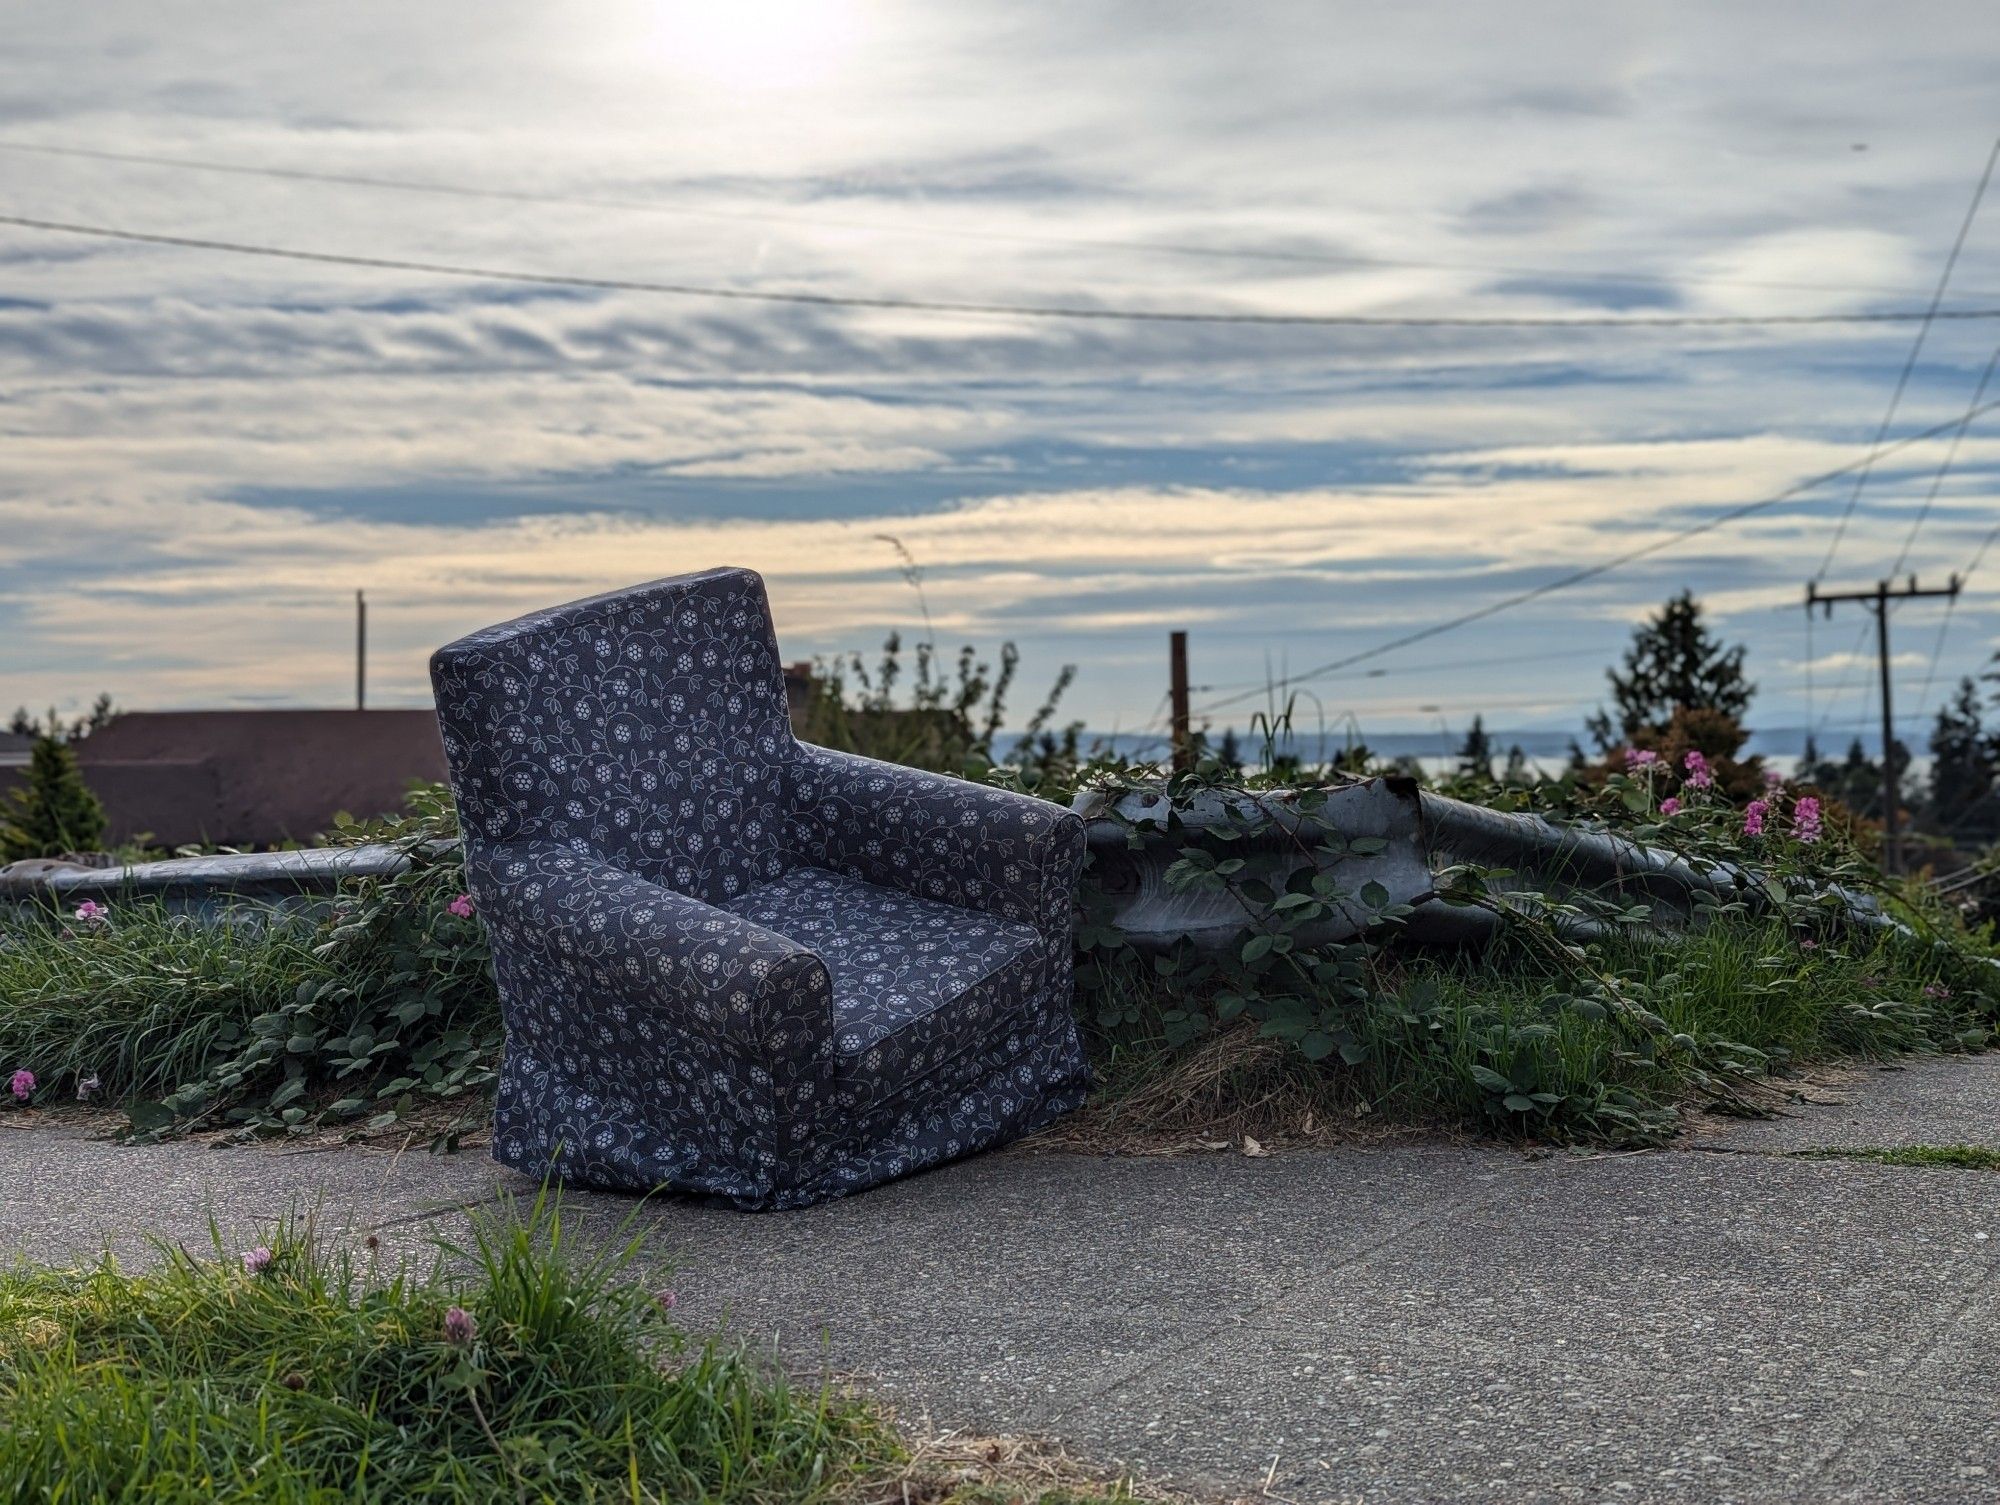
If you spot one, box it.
[4,0,2000,736]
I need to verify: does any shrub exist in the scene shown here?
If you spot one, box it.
[0,734,106,861]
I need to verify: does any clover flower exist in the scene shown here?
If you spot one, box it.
[242,1246,273,1275]
[1792,795,1822,844]
[445,1305,478,1347]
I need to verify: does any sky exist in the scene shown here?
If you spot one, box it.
[4,1,2000,757]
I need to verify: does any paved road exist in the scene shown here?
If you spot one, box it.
[8,1058,2000,1503]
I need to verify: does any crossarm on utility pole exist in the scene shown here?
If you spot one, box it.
[1804,574,1962,873]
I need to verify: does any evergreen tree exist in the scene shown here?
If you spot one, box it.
[1503,744,1530,784]
[1455,714,1494,779]
[5,707,33,737]
[1929,677,1998,840]
[0,734,108,860]
[1215,728,1245,777]
[1587,591,1753,749]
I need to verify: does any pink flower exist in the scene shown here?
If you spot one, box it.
[1764,768,1785,790]
[242,1246,272,1275]
[1659,797,1682,817]
[8,1070,34,1102]
[76,1074,100,1101]
[444,1305,477,1346]
[1742,799,1769,837]
[446,894,475,920]
[1799,938,1819,951]
[1625,748,1659,771]
[655,1289,679,1311]
[1925,982,1953,1000]
[1682,750,1713,789]
[73,900,108,925]
[1792,796,1822,845]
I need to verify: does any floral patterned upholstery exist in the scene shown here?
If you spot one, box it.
[431,567,1090,1210]
[720,866,1039,1057]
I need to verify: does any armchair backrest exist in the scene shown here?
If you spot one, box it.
[431,567,797,903]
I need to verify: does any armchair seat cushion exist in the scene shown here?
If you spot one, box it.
[719,865,1040,1056]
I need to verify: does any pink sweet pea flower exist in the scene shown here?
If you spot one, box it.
[1682,750,1713,789]
[1764,767,1785,790]
[446,894,475,919]
[1742,799,1770,837]
[1792,795,1822,844]
[1625,748,1659,771]
[8,1070,33,1102]
[1659,797,1681,817]
[73,900,108,925]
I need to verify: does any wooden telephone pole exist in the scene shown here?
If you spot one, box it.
[1805,574,1961,872]
[355,590,368,711]
[1169,630,1191,775]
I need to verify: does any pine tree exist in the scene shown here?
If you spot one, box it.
[1929,677,1997,840]
[1587,591,1754,749]
[1456,714,1494,779]
[0,734,107,860]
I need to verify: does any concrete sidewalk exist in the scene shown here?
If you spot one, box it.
[8,1059,2000,1503]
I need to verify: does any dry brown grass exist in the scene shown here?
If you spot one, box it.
[849,1425,1227,1505]
[1025,1023,1444,1158]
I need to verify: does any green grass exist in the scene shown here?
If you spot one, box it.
[0,1193,893,1502]
[0,902,325,1099]
[1799,1144,2000,1169]
[1077,918,2000,1148]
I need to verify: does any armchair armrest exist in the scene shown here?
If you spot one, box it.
[785,745,1085,936]
[466,839,832,1064]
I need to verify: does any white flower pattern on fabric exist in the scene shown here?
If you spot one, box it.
[431,566,1088,1210]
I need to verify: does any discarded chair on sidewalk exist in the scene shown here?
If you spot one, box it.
[431,567,1089,1209]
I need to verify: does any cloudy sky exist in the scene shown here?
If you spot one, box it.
[4,1,1999,754]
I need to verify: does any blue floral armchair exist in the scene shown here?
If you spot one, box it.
[430,567,1090,1209]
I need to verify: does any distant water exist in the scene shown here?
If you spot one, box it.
[1000,726,1931,780]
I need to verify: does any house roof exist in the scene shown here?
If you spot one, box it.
[75,709,448,849]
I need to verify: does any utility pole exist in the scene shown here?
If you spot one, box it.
[1169,630,1191,776]
[1805,573,1961,873]
[356,590,368,711]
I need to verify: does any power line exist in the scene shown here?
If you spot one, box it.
[3,136,1992,302]
[1899,336,2000,722]
[1814,133,2000,583]
[1890,340,2000,575]
[13,211,2000,330]
[1191,394,2000,718]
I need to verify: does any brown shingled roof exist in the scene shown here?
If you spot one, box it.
[75,710,447,848]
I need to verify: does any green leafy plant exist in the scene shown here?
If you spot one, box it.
[142,784,500,1142]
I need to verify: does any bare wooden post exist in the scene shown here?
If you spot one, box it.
[1169,630,1191,775]
[356,590,367,711]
